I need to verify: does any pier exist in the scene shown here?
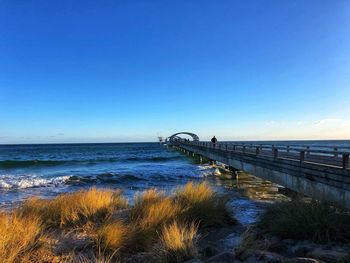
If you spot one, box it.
[167,132,350,208]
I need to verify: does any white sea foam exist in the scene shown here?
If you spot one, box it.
[0,181,11,189]
[0,174,71,189]
[198,164,215,177]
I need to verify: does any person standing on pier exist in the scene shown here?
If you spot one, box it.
[211,136,217,147]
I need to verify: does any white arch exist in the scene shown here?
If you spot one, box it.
[168,132,199,145]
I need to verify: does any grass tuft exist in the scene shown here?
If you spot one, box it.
[175,182,234,227]
[0,213,42,263]
[129,189,165,221]
[140,197,183,228]
[156,221,199,263]
[128,193,184,251]
[17,188,128,227]
[98,220,129,252]
[259,199,350,243]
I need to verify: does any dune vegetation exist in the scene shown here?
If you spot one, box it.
[156,221,199,263]
[17,188,128,228]
[0,182,234,263]
[258,198,350,243]
[0,213,42,263]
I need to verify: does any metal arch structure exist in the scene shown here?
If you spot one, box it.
[168,132,199,145]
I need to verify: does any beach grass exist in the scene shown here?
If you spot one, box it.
[0,213,42,263]
[259,198,350,243]
[128,197,184,251]
[156,221,199,263]
[97,220,129,252]
[0,182,234,262]
[175,182,235,227]
[129,188,167,222]
[17,188,128,227]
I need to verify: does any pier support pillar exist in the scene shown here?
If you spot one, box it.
[232,171,239,180]
[228,166,239,179]
[199,156,203,164]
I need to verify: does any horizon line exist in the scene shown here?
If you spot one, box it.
[1,138,350,146]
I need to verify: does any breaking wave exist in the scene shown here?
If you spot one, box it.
[0,174,71,189]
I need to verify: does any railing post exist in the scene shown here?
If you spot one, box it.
[300,151,305,163]
[273,148,278,160]
[334,147,338,158]
[256,146,260,156]
[343,153,349,169]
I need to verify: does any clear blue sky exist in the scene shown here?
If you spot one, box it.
[1,0,350,143]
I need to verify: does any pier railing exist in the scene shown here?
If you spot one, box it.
[182,141,350,170]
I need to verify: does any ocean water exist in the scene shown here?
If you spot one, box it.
[0,143,213,207]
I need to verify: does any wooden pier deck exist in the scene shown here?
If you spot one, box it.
[175,140,350,208]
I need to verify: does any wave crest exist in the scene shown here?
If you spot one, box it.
[0,175,71,189]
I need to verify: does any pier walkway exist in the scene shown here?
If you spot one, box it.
[167,133,350,208]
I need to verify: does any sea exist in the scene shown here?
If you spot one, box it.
[1,141,349,224]
[0,143,222,207]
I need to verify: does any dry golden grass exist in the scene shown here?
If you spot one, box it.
[19,245,56,263]
[0,213,42,263]
[65,251,117,263]
[135,188,165,206]
[129,189,165,221]
[140,197,183,228]
[125,182,234,251]
[17,188,128,227]
[176,182,214,204]
[157,221,199,263]
[175,182,233,227]
[98,220,129,251]
[128,194,184,251]
[1,182,235,261]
